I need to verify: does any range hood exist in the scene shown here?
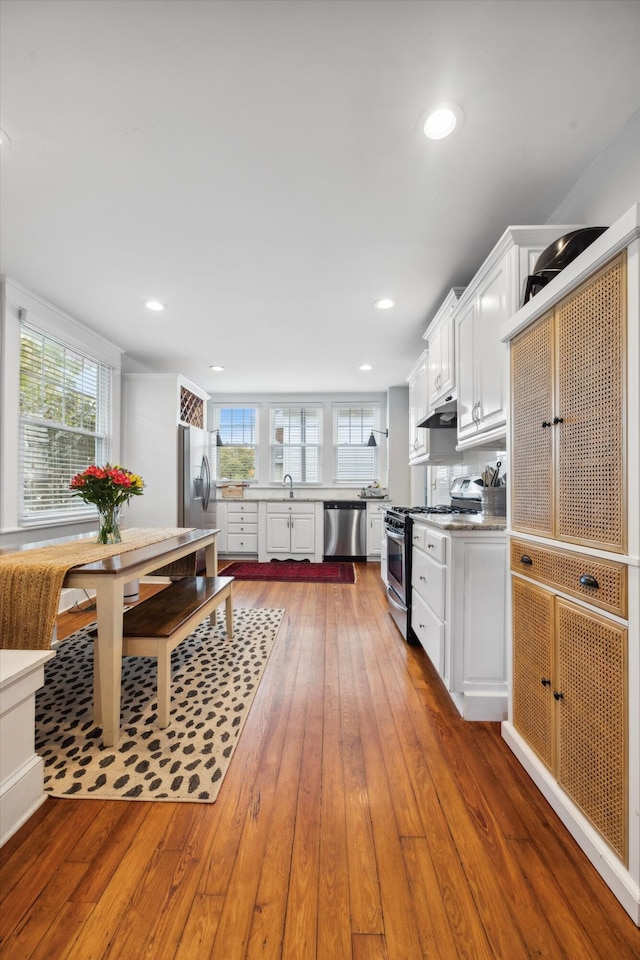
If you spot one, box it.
[416,397,457,430]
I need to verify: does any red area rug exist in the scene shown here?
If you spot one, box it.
[221,560,355,584]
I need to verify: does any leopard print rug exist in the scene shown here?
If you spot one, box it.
[35,607,284,802]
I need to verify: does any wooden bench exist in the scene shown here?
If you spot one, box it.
[121,575,234,728]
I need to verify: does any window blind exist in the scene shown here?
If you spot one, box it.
[333,405,379,483]
[19,324,112,522]
[270,406,321,483]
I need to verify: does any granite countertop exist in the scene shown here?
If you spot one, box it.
[410,512,507,532]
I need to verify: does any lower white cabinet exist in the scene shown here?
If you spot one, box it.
[411,520,507,720]
[366,501,388,558]
[259,501,323,562]
[216,501,258,554]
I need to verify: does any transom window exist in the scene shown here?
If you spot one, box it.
[214,406,258,481]
[19,324,112,522]
[269,406,321,483]
[333,404,379,483]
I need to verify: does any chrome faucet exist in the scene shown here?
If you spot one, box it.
[283,474,294,498]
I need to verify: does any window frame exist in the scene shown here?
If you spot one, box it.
[1,280,123,537]
[18,323,114,524]
[332,403,381,485]
[268,404,322,485]
[211,404,260,483]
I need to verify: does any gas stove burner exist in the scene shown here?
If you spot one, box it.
[412,504,480,516]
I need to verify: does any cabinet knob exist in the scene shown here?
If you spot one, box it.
[541,678,551,687]
[541,421,552,429]
[553,691,564,701]
[520,554,533,565]
[419,575,426,581]
[427,543,435,549]
[579,574,599,589]
[553,416,564,425]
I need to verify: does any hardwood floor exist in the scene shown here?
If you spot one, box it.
[1,564,639,959]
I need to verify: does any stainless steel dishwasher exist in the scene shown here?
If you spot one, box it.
[323,501,367,560]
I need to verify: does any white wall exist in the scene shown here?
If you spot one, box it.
[548,109,640,226]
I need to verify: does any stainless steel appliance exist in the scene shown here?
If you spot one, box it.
[384,503,480,643]
[323,501,367,560]
[178,424,217,531]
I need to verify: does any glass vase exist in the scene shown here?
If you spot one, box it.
[96,504,122,544]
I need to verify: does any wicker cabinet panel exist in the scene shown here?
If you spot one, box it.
[556,600,627,862]
[511,314,553,535]
[555,254,626,552]
[510,539,627,618]
[512,578,554,769]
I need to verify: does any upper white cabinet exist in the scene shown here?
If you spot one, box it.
[425,287,464,414]
[453,226,578,449]
[407,351,429,462]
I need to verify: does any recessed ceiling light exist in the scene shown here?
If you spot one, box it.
[359,364,373,371]
[145,300,166,312]
[417,102,464,141]
[210,365,225,372]
[373,298,395,310]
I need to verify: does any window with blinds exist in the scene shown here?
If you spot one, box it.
[270,406,321,483]
[213,406,258,481]
[333,405,379,483]
[19,324,112,522]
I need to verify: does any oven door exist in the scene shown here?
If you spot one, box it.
[385,525,407,605]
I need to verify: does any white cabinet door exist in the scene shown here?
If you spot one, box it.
[266,514,291,552]
[456,298,477,439]
[407,351,429,462]
[291,514,315,553]
[366,502,387,557]
[476,259,508,434]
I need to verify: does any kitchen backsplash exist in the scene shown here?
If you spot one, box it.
[427,452,507,506]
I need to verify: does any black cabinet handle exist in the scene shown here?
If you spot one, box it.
[445,394,453,402]
[541,678,551,687]
[553,691,564,701]
[541,421,551,428]
[553,416,564,425]
[579,574,599,589]
[520,554,533,565]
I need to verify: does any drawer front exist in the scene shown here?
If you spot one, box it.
[227,533,258,553]
[227,502,258,517]
[411,590,444,675]
[266,502,315,514]
[228,521,258,535]
[411,524,447,563]
[412,549,445,621]
[510,538,627,618]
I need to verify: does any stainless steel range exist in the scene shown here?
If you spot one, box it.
[384,504,480,643]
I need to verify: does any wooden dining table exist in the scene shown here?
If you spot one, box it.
[1,527,219,747]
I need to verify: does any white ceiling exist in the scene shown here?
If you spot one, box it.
[1,0,639,395]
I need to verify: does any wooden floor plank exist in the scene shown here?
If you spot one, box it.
[0,566,637,960]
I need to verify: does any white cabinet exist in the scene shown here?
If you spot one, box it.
[407,351,429,462]
[366,501,388,558]
[260,502,318,561]
[225,501,258,554]
[411,520,507,721]
[425,288,464,413]
[454,225,578,450]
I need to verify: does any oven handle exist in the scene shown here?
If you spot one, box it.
[385,527,406,543]
[386,585,407,613]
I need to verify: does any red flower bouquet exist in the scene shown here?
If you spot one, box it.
[70,464,144,543]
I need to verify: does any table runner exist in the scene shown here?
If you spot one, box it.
[0,528,187,651]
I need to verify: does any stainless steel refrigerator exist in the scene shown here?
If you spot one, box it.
[178,424,217,531]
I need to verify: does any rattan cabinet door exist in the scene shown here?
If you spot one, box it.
[555,254,626,552]
[555,599,627,862]
[511,314,554,535]
[512,577,554,770]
